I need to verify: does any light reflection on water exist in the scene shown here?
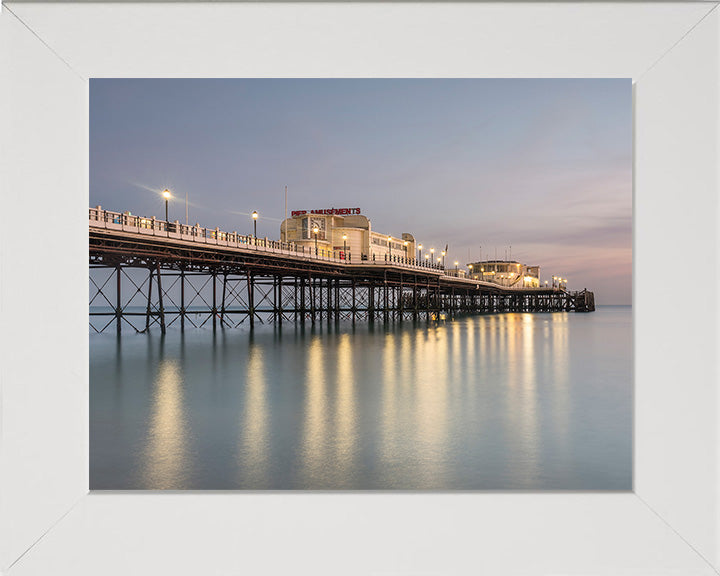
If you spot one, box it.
[142,357,188,489]
[90,308,632,490]
[237,339,269,487]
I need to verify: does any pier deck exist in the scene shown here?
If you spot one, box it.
[89,209,594,334]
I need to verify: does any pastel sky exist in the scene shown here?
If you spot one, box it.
[90,79,632,305]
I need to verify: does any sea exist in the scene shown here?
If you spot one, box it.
[90,306,632,490]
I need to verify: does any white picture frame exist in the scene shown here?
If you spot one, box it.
[1,2,718,574]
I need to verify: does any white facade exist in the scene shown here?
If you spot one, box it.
[281,211,416,262]
[466,260,541,288]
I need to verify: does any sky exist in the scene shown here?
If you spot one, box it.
[90,79,632,305]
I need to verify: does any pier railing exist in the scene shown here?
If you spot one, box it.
[89,207,573,293]
[89,207,447,272]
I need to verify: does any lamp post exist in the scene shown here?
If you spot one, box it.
[425,254,429,267]
[469,264,473,279]
[252,211,258,238]
[418,244,423,261]
[404,241,408,260]
[437,256,441,270]
[313,226,319,256]
[162,189,171,229]
[441,250,446,268]
[343,233,347,256]
[430,248,435,266]
[455,261,459,273]
[387,235,392,258]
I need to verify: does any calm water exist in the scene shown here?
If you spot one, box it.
[90,307,632,490]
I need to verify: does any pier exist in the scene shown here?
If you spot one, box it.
[89,208,595,334]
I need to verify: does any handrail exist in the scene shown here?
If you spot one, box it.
[89,207,448,271]
[89,207,562,290]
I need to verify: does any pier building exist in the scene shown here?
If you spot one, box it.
[466,260,541,288]
[280,209,416,262]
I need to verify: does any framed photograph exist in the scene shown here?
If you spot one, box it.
[87,76,630,492]
[1,2,718,574]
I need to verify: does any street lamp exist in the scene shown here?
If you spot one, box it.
[313,225,319,255]
[404,241,409,259]
[342,233,348,255]
[387,235,392,257]
[469,264,473,279]
[252,211,258,238]
[418,244,423,261]
[455,261,459,272]
[441,250,446,268]
[424,254,430,266]
[162,189,171,227]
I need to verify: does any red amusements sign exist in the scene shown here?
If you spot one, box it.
[291,208,361,217]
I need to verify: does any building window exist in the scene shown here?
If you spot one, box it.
[304,216,326,240]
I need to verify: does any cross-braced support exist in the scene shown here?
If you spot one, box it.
[90,259,588,334]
